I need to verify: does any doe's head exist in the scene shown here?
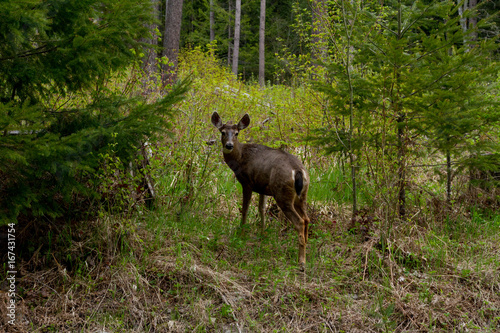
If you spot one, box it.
[211,112,250,153]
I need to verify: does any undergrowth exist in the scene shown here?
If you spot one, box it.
[2,47,500,332]
[3,174,499,332]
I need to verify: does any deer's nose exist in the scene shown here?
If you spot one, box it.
[225,142,233,150]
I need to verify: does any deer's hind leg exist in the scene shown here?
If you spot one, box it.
[294,194,310,244]
[275,195,307,268]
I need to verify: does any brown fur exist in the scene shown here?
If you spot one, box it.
[211,112,310,268]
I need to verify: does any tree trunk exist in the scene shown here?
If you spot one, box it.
[396,0,406,219]
[258,0,266,86]
[162,0,184,85]
[459,0,478,49]
[141,0,160,94]
[232,0,241,76]
[397,115,406,219]
[227,1,232,67]
[446,149,452,206]
[210,0,215,42]
[468,0,478,43]
[340,0,357,215]
[459,0,469,34]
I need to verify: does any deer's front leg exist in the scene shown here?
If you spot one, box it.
[241,187,252,227]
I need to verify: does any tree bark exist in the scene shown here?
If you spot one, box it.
[141,0,160,94]
[459,0,469,34]
[446,149,452,206]
[468,0,478,43]
[162,0,184,84]
[232,0,241,76]
[258,0,266,86]
[459,0,478,49]
[210,0,215,42]
[396,0,406,219]
[227,1,232,67]
[340,0,357,215]
[397,115,406,219]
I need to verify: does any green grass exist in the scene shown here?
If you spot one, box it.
[309,165,350,203]
[13,200,500,332]
[8,149,500,332]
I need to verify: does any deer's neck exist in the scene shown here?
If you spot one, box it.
[223,142,243,167]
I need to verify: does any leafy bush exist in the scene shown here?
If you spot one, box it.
[177,45,324,151]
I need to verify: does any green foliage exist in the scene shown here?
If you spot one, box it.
[181,0,310,82]
[177,46,323,151]
[308,0,500,217]
[273,1,328,85]
[0,0,190,224]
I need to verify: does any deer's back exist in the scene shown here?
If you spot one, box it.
[231,143,307,195]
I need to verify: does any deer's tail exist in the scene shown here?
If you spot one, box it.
[294,170,304,196]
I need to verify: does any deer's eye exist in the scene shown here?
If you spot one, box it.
[221,131,226,136]
[235,132,239,136]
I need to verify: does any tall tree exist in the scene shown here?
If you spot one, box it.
[210,0,215,42]
[227,1,232,67]
[177,0,301,82]
[141,0,161,94]
[232,0,242,76]
[258,0,266,86]
[308,0,365,216]
[394,0,407,218]
[459,0,479,46]
[162,0,185,84]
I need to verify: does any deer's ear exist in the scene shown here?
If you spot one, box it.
[238,114,250,130]
[211,112,223,129]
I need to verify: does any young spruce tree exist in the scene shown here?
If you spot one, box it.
[0,0,189,224]
[309,0,499,219]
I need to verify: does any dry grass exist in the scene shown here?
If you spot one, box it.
[2,200,500,333]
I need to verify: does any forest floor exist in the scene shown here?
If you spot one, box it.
[2,193,500,332]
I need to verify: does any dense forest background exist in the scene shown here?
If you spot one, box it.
[1,0,500,332]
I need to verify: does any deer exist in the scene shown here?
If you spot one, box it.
[211,112,310,269]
